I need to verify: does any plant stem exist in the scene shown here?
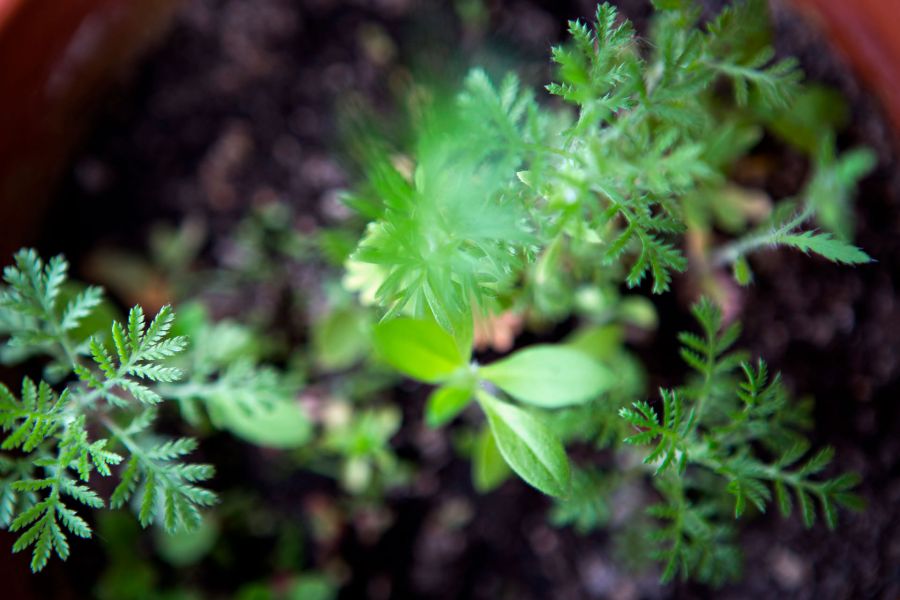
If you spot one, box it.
[711,204,814,267]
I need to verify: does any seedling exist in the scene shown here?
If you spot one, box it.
[346,0,871,583]
[0,0,874,587]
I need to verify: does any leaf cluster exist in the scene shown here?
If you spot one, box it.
[615,299,862,584]
[372,317,612,497]
[0,250,217,572]
[342,0,873,586]
[348,0,871,335]
[0,0,876,588]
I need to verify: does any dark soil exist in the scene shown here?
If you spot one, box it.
[8,0,899,598]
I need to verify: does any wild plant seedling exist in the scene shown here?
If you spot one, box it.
[349,0,871,584]
[0,0,874,586]
[0,250,309,572]
[0,250,214,571]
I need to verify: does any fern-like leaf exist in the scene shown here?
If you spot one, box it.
[77,305,187,407]
[0,379,67,452]
[620,389,693,475]
[108,413,217,534]
[781,230,872,264]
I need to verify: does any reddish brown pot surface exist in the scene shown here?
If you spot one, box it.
[788,0,900,136]
[0,0,180,257]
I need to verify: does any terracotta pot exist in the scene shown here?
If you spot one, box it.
[0,0,180,257]
[788,0,900,137]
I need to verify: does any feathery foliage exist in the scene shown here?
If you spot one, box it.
[614,300,862,584]
[0,250,217,572]
[107,411,215,532]
[620,389,693,475]
[0,0,875,588]
[342,0,871,586]
[75,305,187,407]
[347,0,869,340]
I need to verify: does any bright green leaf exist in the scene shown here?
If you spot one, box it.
[783,231,872,264]
[733,256,753,286]
[477,391,570,497]
[425,384,473,428]
[480,345,611,408]
[211,398,312,449]
[372,318,467,383]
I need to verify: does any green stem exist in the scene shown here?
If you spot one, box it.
[688,444,823,495]
[711,204,814,267]
[101,417,140,455]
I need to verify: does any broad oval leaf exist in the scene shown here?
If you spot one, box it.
[479,345,612,408]
[477,392,570,497]
[425,384,473,428]
[372,318,465,383]
[211,398,312,449]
